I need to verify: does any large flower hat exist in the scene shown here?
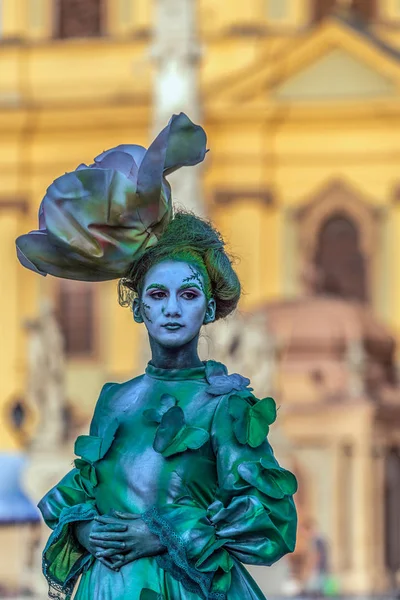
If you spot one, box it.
[16,113,207,281]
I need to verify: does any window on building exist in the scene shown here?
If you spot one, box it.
[313,0,337,22]
[313,0,376,23]
[351,0,376,21]
[54,0,103,39]
[314,214,368,302]
[57,280,96,357]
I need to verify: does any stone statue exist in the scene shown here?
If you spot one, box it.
[25,299,66,450]
[208,310,277,398]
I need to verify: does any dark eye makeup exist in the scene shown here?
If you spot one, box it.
[148,288,200,300]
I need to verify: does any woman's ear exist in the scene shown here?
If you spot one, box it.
[133,298,144,323]
[203,297,216,324]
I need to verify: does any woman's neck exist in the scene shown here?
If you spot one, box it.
[148,334,203,370]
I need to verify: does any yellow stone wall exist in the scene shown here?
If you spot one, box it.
[2,1,400,453]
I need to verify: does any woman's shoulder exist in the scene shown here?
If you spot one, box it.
[94,374,148,413]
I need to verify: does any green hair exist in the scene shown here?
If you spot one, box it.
[118,211,241,320]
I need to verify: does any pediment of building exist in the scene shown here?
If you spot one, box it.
[208,19,400,110]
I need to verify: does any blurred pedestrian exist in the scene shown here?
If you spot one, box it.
[301,518,329,598]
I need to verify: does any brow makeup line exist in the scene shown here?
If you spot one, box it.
[179,283,202,292]
[145,283,168,291]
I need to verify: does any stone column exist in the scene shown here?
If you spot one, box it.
[151,0,204,215]
[371,442,389,592]
[349,439,373,592]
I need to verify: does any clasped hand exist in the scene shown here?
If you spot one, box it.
[75,510,165,571]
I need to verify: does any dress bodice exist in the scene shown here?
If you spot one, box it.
[92,362,221,515]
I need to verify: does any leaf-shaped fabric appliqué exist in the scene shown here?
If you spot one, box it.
[140,588,164,600]
[228,395,277,448]
[74,417,119,463]
[237,458,298,499]
[153,406,209,458]
[143,394,177,424]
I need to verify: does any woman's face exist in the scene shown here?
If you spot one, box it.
[133,260,216,348]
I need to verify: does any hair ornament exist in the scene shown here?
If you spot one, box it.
[15,113,207,282]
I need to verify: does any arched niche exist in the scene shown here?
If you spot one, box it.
[294,180,383,304]
[315,213,368,301]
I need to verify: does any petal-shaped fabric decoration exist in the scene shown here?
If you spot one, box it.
[238,460,298,500]
[140,588,164,600]
[195,537,234,573]
[16,113,208,282]
[228,395,277,448]
[207,373,251,396]
[74,418,119,463]
[143,394,177,424]
[207,496,268,538]
[153,406,209,458]
[205,361,228,382]
[74,458,98,496]
[137,113,207,208]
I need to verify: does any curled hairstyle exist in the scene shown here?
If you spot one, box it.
[118,211,241,320]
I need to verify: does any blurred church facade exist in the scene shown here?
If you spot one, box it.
[2,0,400,595]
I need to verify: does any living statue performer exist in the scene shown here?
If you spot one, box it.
[15,113,297,600]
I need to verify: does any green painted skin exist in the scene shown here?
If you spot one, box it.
[38,361,298,600]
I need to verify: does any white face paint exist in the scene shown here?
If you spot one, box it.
[134,260,216,349]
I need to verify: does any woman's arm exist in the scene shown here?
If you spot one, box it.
[38,383,117,598]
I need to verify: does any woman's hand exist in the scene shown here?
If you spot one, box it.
[73,517,128,571]
[91,511,167,569]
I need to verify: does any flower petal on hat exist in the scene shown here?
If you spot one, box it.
[94,151,137,180]
[94,144,146,167]
[137,112,207,212]
[15,113,207,282]
[16,170,160,280]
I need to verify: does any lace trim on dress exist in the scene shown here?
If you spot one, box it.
[142,506,226,600]
[42,504,97,600]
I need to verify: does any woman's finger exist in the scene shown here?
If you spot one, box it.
[112,549,137,569]
[90,531,127,541]
[94,523,127,532]
[96,555,119,571]
[92,539,126,550]
[113,511,141,520]
[95,547,123,558]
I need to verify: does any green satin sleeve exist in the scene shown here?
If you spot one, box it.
[37,383,114,600]
[142,392,298,600]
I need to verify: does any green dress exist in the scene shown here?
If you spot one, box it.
[38,360,298,600]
